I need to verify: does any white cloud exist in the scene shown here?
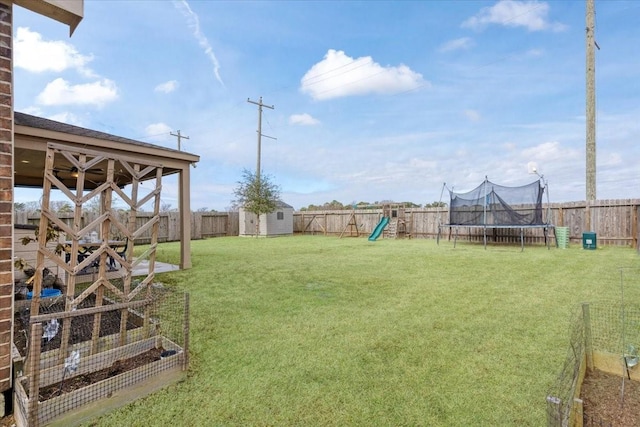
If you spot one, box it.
[525,48,544,57]
[602,152,622,167]
[173,0,224,86]
[464,109,481,122]
[19,106,43,116]
[300,49,427,101]
[47,112,83,126]
[36,78,118,107]
[521,141,580,163]
[14,27,95,76]
[145,122,172,138]
[439,37,475,53]
[462,0,566,32]
[155,80,179,94]
[289,113,320,126]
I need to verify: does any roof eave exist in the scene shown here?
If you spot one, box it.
[15,123,200,165]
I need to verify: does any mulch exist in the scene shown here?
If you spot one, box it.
[581,368,640,426]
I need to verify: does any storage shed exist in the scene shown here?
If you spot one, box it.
[239,201,294,237]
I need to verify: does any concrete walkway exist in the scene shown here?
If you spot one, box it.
[132,259,180,277]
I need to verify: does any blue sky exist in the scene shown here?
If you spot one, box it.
[12,0,640,211]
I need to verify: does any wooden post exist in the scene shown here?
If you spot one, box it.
[558,206,564,226]
[573,398,584,427]
[634,205,639,252]
[27,322,43,427]
[323,213,327,236]
[59,151,87,364]
[91,285,104,355]
[582,303,593,370]
[585,0,597,201]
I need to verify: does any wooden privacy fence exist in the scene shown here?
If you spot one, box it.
[14,199,640,248]
[295,199,640,248]
[16,211,240,244]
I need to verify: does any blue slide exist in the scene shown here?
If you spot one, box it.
[368,217,389,241]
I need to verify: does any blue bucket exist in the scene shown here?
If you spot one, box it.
[27,288,62,299]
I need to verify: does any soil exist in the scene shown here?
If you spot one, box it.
[0,348,165,426]
[37,347,165,401]
[580,369,640,426]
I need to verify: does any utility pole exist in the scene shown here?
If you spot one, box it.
[585,0,596,201]
[247,97,274,181]
[170,130,190,151]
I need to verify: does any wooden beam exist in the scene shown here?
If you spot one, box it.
[179,165,192,269]
[14,0,83,35]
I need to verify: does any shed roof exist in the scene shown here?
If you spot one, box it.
[276,201,294,209]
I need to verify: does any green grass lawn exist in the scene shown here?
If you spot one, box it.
[91,236,640,426]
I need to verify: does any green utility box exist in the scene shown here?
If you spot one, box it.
[582,232,597,250]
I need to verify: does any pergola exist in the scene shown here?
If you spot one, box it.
[13,112,200,269]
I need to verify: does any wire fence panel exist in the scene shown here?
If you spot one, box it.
[547,291,640,427]
[13,284,188,426]
[546,304,586,427]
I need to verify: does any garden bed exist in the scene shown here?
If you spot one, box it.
[581,369,640,426]
[13,336,185,427]
[11,291,188,426]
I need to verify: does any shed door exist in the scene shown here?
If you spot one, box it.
[244,211,256,235]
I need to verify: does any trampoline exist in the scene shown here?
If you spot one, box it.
[437,177,554,251]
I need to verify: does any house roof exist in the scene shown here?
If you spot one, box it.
[15,112,191,157]
[14,112,199,189]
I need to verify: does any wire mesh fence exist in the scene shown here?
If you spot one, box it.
[12,281,189,426]
[547,290,640,426]
[546,303,586,426]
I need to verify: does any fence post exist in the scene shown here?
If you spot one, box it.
[27,322,43,427]
[582,303,593,370]
[635,205,639,252]
[546,395,562,427]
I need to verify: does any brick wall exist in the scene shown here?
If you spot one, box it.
[0,0,11,393]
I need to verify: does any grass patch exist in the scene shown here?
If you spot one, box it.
[93,236,639,426]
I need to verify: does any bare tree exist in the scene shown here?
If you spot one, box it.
[24,201,41,213]
[161,202,177,212]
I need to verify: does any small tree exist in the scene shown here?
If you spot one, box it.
[233,169,281,236]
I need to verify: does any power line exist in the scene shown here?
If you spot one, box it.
[301,58,374,87]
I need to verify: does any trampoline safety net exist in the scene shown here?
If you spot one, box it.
[449,178,544,226]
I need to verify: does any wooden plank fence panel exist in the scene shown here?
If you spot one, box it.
[13,198,640,247]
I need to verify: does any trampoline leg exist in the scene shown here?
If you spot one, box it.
[520,228,524,252]
[483,227,487,250]
[454,227,458,248]
[544,226,550,250]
